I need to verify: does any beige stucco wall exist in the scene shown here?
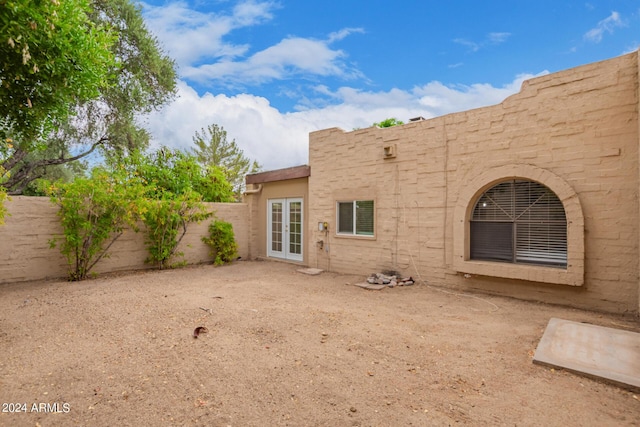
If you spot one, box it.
[308,51,639,314]
[244,177,309,264]
[0,196,249,284]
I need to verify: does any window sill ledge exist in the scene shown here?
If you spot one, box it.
[453,258,584,286]
[334,233,376,241]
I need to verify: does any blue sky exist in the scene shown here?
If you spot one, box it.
[139,1,640,170]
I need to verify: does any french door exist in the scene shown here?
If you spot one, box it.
[267,198,303,261]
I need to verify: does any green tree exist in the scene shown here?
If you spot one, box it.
[12,143,89,196]
[121,148,235,203]
[192,124,261,199]
[0,0,116,142]
[373,118,404,128]
[1,0,177,195]
[115,148,234,268]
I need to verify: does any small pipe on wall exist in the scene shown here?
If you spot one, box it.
[243,184,263,195]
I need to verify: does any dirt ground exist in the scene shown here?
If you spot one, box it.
[0,260,639,427]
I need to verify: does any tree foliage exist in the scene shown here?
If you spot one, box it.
[115,148,233,268]
[46,147,237,278]
[1,0,177,195]
[0,144,9,224]
[46,167,146,281]
[202,220,238,266]
[11,143,88,196]
[83,0,177,149]
[0,0,116,141]
[192,124,261,199]
[124,149,215,269]
[0,167,8,225]
[120,148,235,203]
[373,118,404,128]
[141,193,211,269]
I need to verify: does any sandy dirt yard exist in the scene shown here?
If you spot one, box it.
[0,260,639,426]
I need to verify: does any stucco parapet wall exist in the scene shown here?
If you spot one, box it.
[311,52,639,140]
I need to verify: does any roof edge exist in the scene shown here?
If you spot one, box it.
[246,165,310,184]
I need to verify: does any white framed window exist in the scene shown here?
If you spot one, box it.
[470,179,567,268]
[337,200,374,236]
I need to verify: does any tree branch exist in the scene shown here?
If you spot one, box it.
[0,147,28,172]
[4,136,110,195]
[86,230,124,276]
[41,135,110,167]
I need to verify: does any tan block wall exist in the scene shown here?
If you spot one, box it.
[308,51,639,314]
[244,178,309,264]
[0,196,249,284]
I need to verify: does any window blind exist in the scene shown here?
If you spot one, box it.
[355,200,374,235]
[470,180,567,267]
[338,202,354,233]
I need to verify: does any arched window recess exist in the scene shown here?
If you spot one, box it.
[470,179,567,268]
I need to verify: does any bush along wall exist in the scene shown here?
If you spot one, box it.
[46,167,146,281]
[202,219,238,265]
[46,148,236,280]
[141,192,212,269]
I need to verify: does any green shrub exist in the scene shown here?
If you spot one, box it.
[46,167,145,281]
[45,147,236,279]
[0,165,10,225]
[202,220,238,265]
[141,192,212,269]
[0,186,7,225]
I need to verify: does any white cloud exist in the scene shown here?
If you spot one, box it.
[144,81,313,169]
[143,1,362,88]
[231,0,277,26]
[144,72,544,171]
[412,73,538,116]
[141,1,278,66]
[139,3,542,172]
[327,27,365,43]
[488,32,511,43]
[183,36,362,85]
[454,32,511,52]
[584,11,624,42]
[453,38,480,52]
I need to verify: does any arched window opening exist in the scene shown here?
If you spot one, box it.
[470,179,567,268]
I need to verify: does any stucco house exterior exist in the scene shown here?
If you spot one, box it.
[245,50,640,315]
[244,165,310,265]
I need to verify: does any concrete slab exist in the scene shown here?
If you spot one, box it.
[296,268,323,276]
[533,318,640,391]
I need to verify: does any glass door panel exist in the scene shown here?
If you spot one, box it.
[287,200,302,260]
[267,198,303,261]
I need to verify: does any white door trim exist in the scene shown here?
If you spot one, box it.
[267,198,303,261]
